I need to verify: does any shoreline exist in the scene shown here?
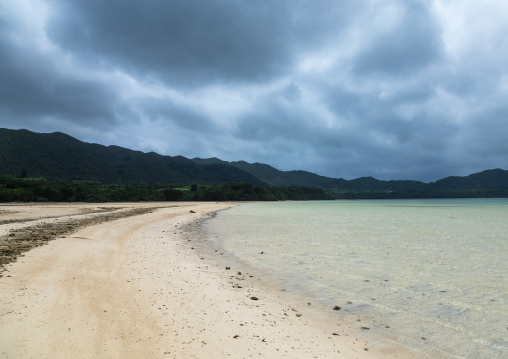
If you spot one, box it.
[0,202,416,358]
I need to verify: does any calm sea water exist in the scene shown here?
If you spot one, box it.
[204,199,508,359]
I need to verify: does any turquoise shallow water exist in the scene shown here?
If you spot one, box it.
[205,199,508,359]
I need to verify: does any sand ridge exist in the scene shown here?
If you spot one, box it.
[0,203,180,273]
[0,202,418,358]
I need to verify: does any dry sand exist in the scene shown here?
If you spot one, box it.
[0,202,418,358]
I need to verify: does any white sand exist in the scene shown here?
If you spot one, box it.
[0,203,418,358]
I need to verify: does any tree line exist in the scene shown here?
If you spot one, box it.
[0,176,331,202]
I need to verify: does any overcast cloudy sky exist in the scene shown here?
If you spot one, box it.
[1,0,507,181]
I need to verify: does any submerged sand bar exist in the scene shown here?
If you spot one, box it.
[0,202,416,358]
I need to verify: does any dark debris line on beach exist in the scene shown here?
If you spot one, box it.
[0,206,121,226]
[0,207,165,277]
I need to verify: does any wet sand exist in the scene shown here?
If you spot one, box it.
[0,202,416,358]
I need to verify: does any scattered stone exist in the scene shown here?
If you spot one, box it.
[233,335,239,339]
[190,210,196,213]
[333,306,341,311]
[260,251,264,254]
[250,296,259,301]
[237,271,242,275]
[225,266,231,270]
[361,327,370,330]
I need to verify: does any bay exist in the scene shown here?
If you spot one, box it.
[205,199,508,359]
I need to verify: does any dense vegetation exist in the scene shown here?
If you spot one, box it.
[2,173,505,202]
[0,129,264,185]
[326,168,508,199]
[192,158,508,197]
[0,176,331,202]
[1,128,507,200]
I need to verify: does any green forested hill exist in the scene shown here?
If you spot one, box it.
[1,128,507,199]
[430,169,508,190]
[193,157,427,191]
[192,157,508,197]
[0,128,264,185]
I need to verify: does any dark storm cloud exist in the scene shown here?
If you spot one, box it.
[0,8,116,129]
[352,1,444,77]
[1,0,507,181]
[48,0,292,85]
[125,96,218,133]
[0,49,113,122]
[47,0,358,86]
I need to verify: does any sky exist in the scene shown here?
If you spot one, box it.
[1,0,507,182]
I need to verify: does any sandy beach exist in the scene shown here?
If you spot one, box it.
[0,202,416,358]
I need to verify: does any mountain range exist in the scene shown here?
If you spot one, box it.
[1,128,507,198]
